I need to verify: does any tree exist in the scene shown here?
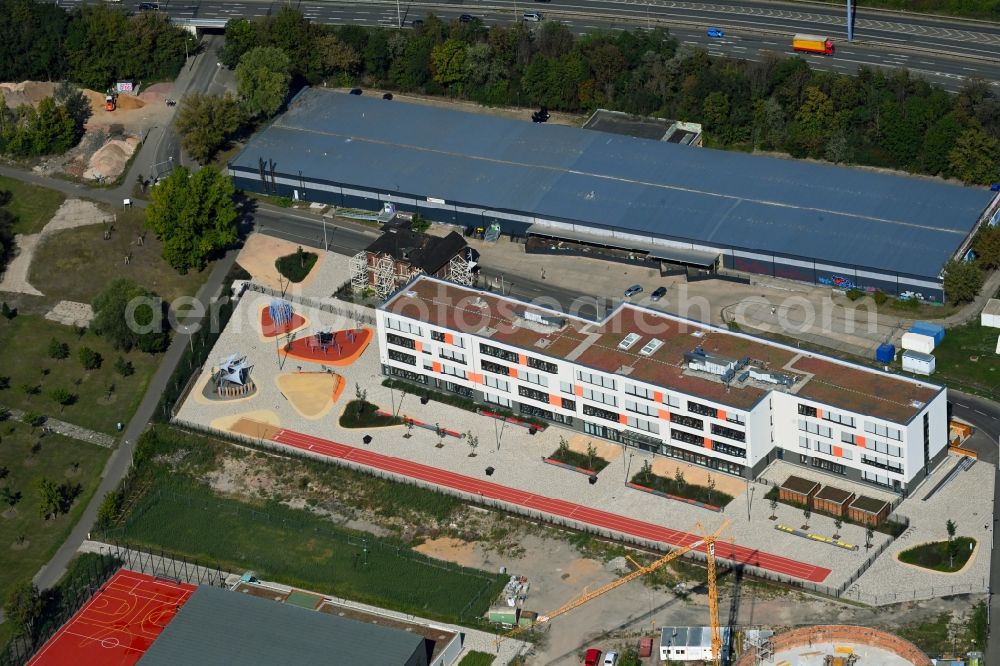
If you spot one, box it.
[586,442,597,471]
[53,81,91,133]
[4,581,42,638]
[175,93,243,164]
[865,525,875,550]
[114,356,134,377]
[34,476,61,519]
[673,467,685,489]
[77,346,102,370]
[973,225,1000,270]
[949,126,1000,185]
[834,517,843,540]
[47,338,69,360]
[403,417,414,438]
[96,488,124,529]
[145,167,239,272]
[706,474,716,504]
[219,18,258,68]
[430,38,467,89]
[466,430,479,457]
[768,497,778,520]
[946,519,958,569]
[941,259,984,304]
[0,486,21,510]
[48,387,75,409]
[236,46,291,119]
[91,278,168,352]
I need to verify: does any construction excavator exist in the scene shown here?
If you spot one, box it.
[498,520,733,665]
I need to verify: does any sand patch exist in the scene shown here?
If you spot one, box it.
[223,415,283,441]
[45,300,94,327]
[564,434,621,462]
[237,233,324,291]
[559,558,603,584]
[83,137,139,181]
[413,537,481,568]
[0,81,57,108]
[0,234,42,295]
[276,372,344,419]
[649,457,746,496]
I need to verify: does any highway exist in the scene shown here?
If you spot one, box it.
[61,0,999,93]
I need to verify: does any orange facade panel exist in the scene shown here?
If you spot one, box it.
[519,354,527,365]
[703,437,712,449]
[619,413,628,425]
[444,333,454,345]
[432,361,441,373]
[468,372,483,384]
[508,367,518,379]
[833,446,843,457]
[415,341,423,352]
[855,435,866,447]
[816,408,823,419]
[574,385,583,397]
[659,409,671,421]
[653,391,664,403]
[548,393,561,406]
[717,410,727,422]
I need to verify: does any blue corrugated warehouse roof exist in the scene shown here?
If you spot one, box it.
[231,89,992,279]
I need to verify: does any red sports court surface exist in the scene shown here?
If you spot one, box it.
[273,428,831,583]
[28,570,195,666]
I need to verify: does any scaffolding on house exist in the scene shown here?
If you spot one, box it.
[374,254,396,301]
[350,251,368,292]
[447,254,474,287]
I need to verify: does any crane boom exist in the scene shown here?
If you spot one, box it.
[499,537,704,642]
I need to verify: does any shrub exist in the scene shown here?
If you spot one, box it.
[275,246,318,283]
[845,288,864,301]
[872,291,888,305]
[47,339,69,360]
[114,356,134,377]
[78,347,102,370]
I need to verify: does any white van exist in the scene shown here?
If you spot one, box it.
[522,11,543,21]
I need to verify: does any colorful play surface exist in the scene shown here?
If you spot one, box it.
[28,570,195,666]
[282,328,371,365]
[260,306,307,338]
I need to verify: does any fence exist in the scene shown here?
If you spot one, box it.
[0,552,121,666]
[102,541,230,588]
[243,282,377,328]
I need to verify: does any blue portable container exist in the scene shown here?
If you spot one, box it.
[910,321,945,346]
[875,343,895,363]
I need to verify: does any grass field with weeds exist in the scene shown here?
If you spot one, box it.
[0,420,110,635]
[0,176,66,235]
[29,207,207,305]
[924,321,1000,401]
[0,314,159,434]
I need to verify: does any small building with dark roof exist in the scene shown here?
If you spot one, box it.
[813,485,855,517]
[137,586,428,666]
[358,221,471,298]
[779,476,821,506]
[848,495,891,526]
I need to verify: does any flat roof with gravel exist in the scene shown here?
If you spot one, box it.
[384,276,943,423]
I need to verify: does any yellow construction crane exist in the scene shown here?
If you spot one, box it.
[498,519,732,657]
[695,520,733,666]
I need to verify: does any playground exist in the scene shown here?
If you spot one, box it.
[27,570,194,666]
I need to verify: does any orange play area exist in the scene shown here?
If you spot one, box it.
[281,328,371,365]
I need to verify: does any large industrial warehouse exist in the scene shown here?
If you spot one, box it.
[229,88,999,301]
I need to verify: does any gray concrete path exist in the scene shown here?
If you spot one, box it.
[3,407,115,448]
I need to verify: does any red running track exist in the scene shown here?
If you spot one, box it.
[273,428,831,583]
[29,570,195,666]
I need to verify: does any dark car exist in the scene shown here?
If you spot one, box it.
[349,88,363,96]
[138,1,158,9]
[382,93,393,100]
[650,286,667,301]
[459,14,474,22]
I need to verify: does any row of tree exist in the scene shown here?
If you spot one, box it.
[0,83,91,158]
[0,189,14,276]
[0,0,194,91]
[214,10,999,185]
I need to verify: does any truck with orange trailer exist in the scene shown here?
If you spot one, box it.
[792,34,835,55]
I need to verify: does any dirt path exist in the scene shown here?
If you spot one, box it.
[0,199,114,296]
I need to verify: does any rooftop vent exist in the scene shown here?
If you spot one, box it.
[516,309,566,329]
[404,291,416,298]
[617,365,634,376]
[471,297,488,309]
[639,339,663,356]
[618,333,641,350]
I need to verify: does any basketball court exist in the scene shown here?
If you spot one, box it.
[28,570,195,666]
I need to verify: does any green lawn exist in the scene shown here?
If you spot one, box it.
[458,652,495,666]
[0,176,66,235]
[549,445,610,473]
[923,321,1000,401]
[0,314,160,434]
[275,248,318,283]
[0,420,111,637]
[29,207,208,305]
[110,476,505,624]
[339,400,402,428]
[898,537,976,572]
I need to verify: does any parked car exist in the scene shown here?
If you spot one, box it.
[603,652,619,666]
[584,648,602,666]
[349,88,363,95]
[382,93,393,100]
[412,18,424,28]
[624,284,643,298]
[522,11,543,21]
[707,27,724,38]
[138,1,158,9]
[650,286,667,301]
[459,13,475,22]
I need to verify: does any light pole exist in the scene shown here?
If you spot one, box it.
[746,483,755,522]
[847,0,854,41]
[396,0,401,28]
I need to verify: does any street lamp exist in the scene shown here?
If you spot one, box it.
[746,483,756,522]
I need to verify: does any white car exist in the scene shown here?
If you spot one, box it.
[603,652,619,666]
